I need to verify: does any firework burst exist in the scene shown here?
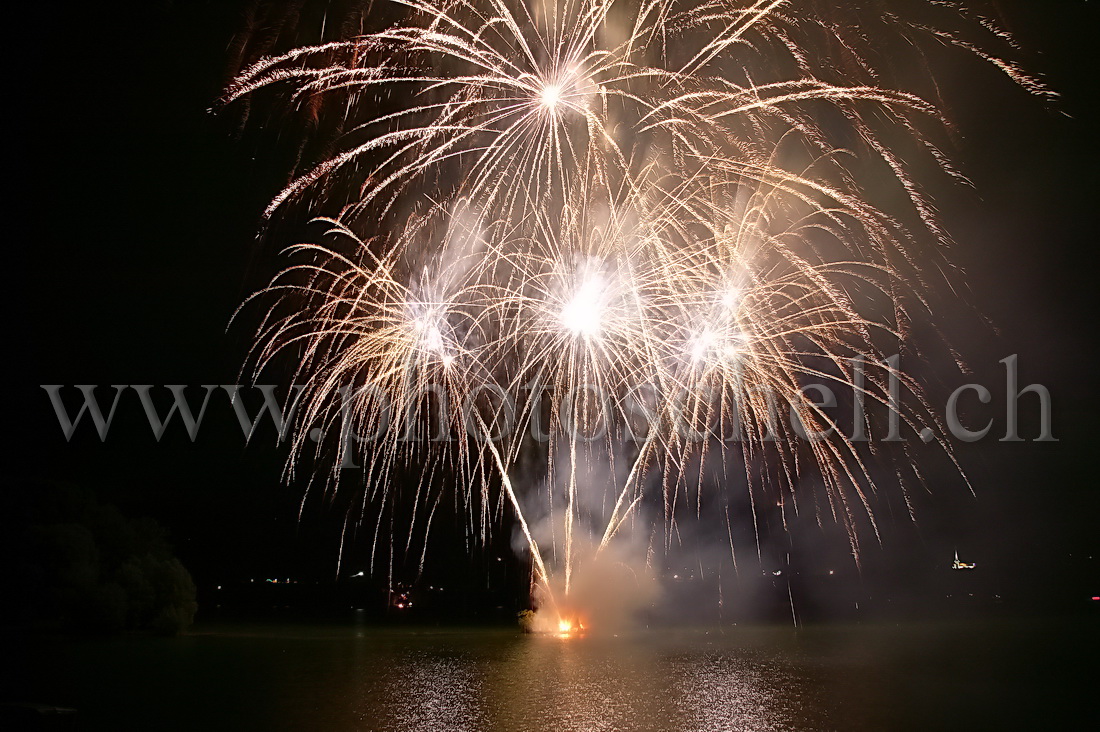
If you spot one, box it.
[225,0,1047,616]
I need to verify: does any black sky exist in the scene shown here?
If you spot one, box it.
[7,0,1099,610]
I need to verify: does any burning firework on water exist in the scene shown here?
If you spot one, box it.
[223,0,1048,627]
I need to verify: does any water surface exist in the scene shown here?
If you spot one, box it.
[6,619,1092,730]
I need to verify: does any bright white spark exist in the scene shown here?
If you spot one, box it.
[540,84,562,111]
[560,276,605,338]
[721,286,742,310]
[690,328,715,363]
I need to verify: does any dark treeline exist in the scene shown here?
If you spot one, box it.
[0,481,196,635]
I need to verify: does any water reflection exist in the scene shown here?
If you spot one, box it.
[15,621,1080,730]
[674,653,795,731]
[369,652,485,732]
[485,635,676,732]
[337,630,830,732]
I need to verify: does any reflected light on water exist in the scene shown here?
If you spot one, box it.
[19,622,1079,730]
[676,656,793,731]
[339,630,824,731]
[369,653,485,732]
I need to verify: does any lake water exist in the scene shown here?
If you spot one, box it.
[5,619,1093,730]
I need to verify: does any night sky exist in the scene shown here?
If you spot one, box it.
[8,0,1098,618]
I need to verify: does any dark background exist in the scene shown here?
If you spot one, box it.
[5,0,1098,622]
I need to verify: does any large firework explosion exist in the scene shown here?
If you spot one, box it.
[223,0,1047,624]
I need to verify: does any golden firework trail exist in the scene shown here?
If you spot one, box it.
[225,0,1047,607]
